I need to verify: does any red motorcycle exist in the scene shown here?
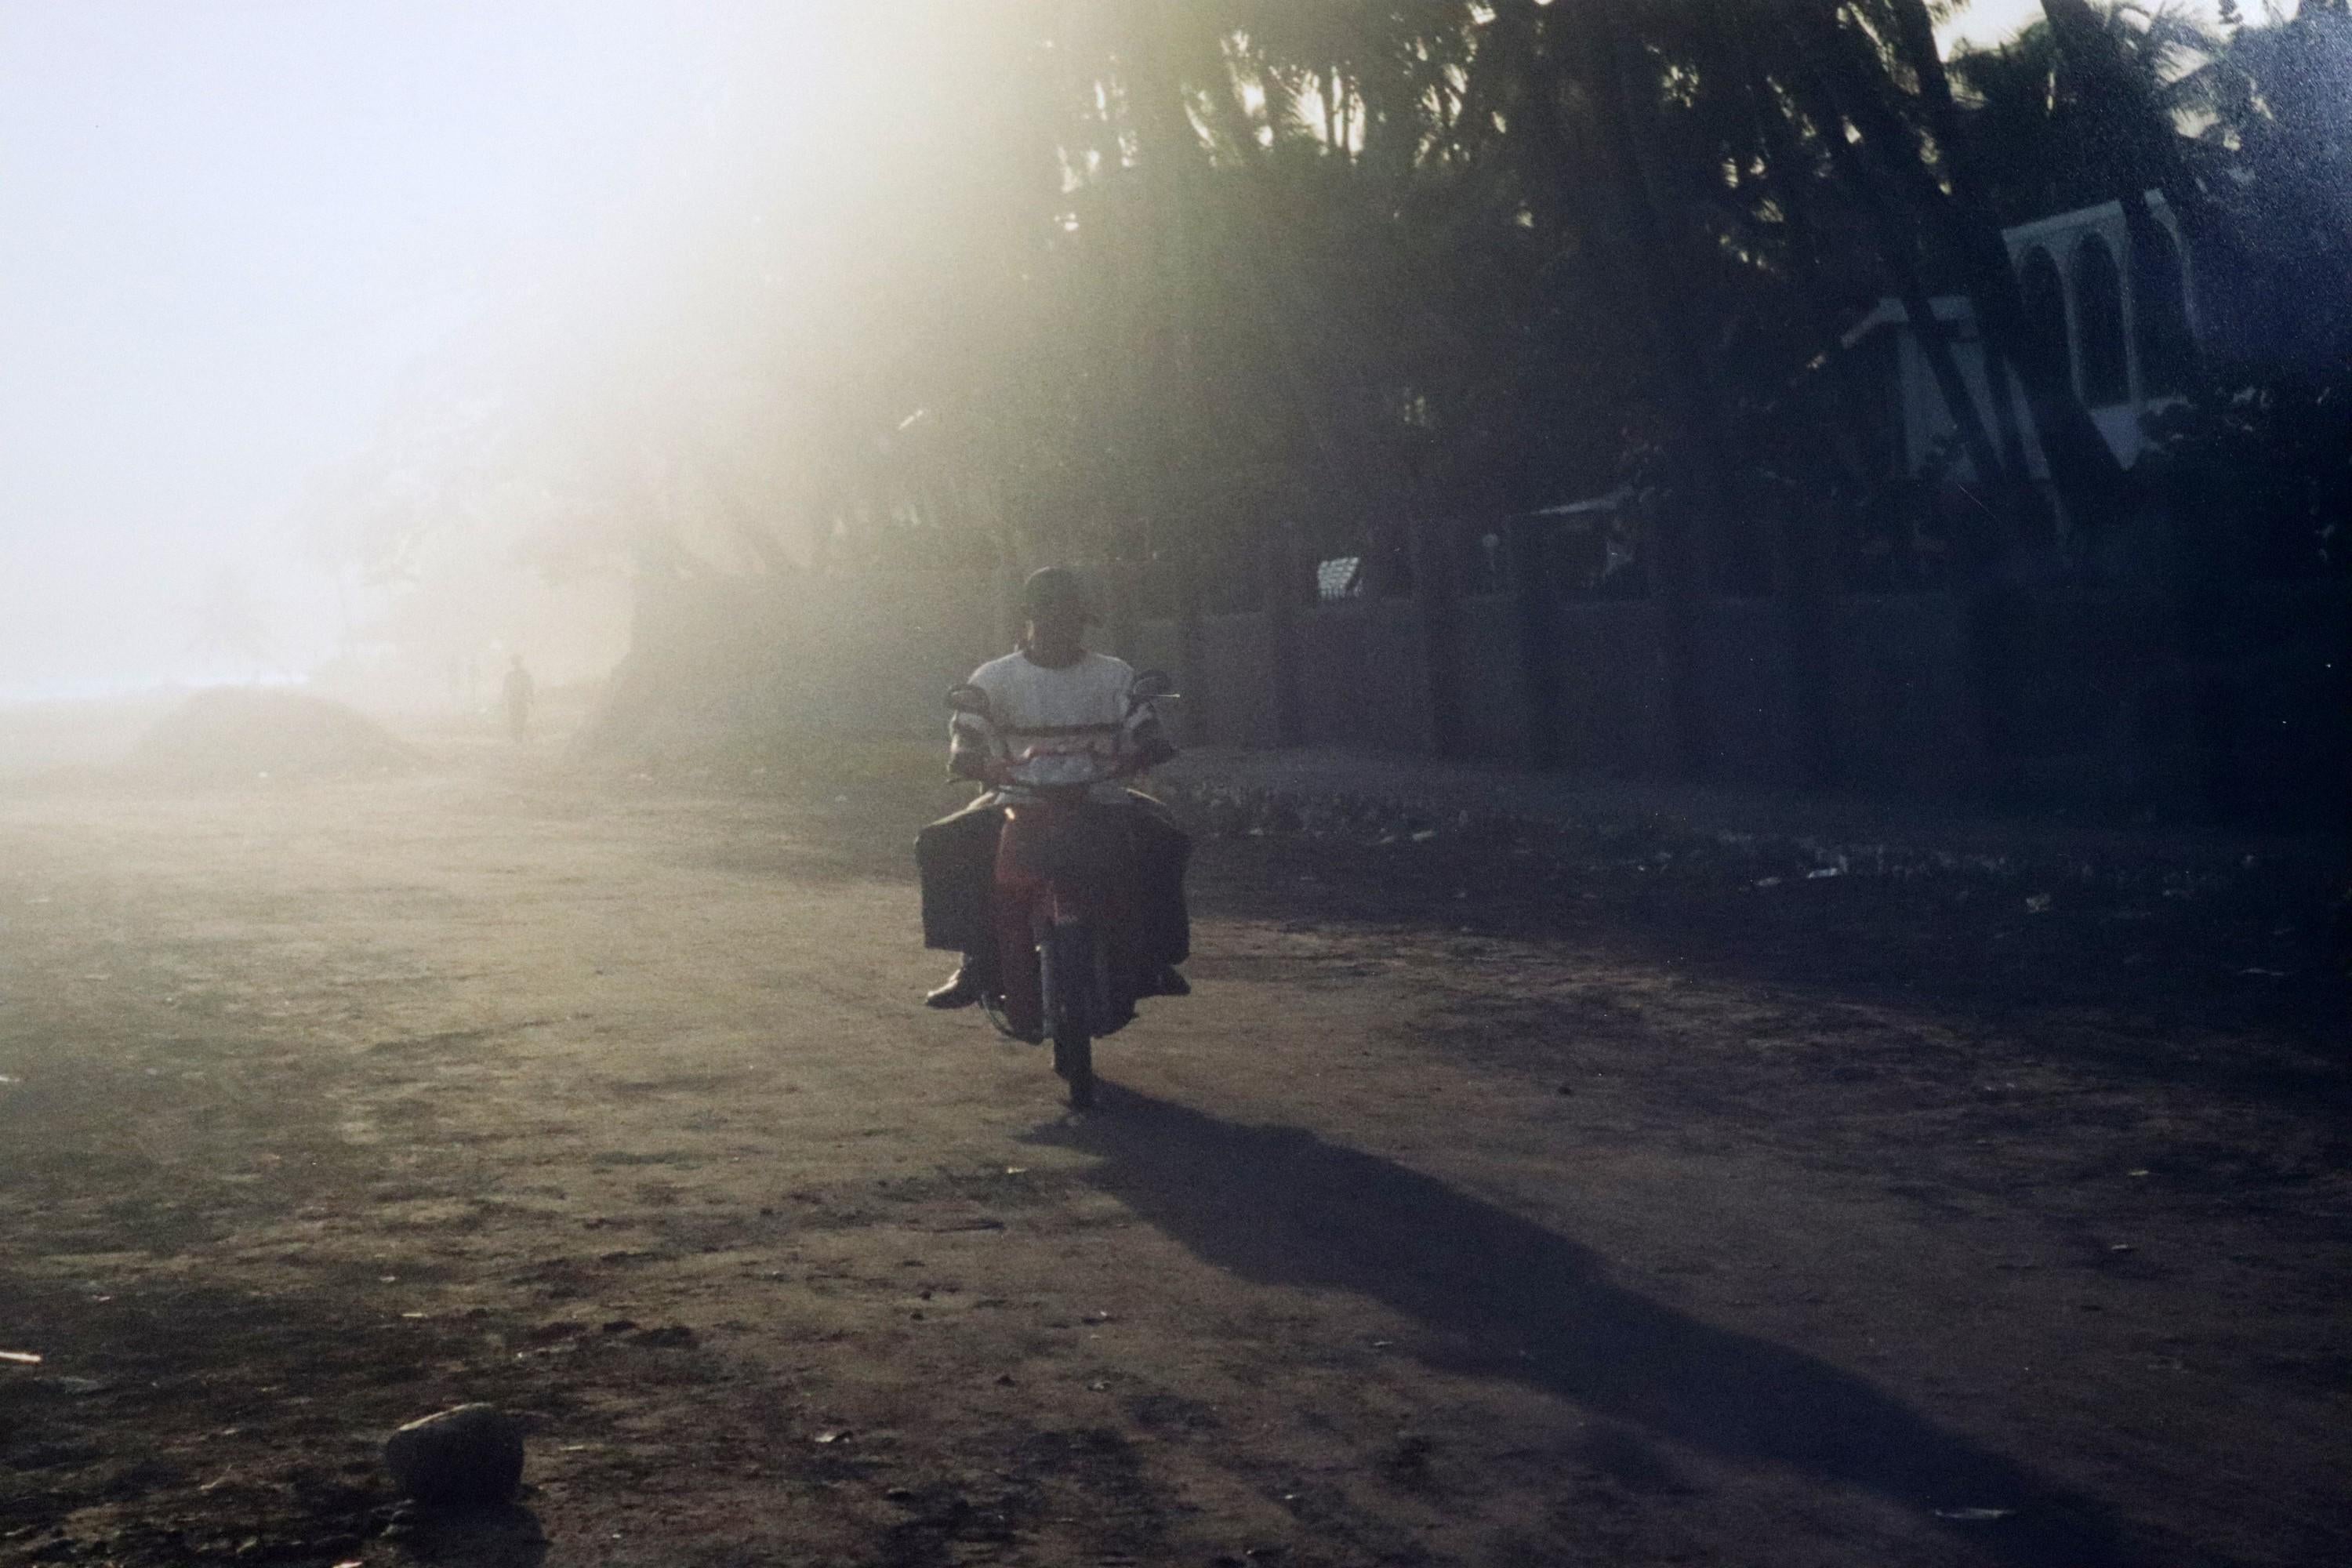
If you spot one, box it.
[946,672,1177,1109]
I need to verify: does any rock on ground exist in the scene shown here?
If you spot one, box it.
[383,1404,524,1508]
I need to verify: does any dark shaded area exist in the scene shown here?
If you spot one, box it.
[1182,810,2350,1075]
[640,761,2348,1109]
[1026,1090,2128,1568]
[389,1501,549,1568]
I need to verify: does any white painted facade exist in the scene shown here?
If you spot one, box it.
[1842,194,2198,480]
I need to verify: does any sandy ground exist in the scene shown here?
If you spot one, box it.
[1,730,2346,1568]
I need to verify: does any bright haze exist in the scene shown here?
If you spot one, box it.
[0,0,2137,706]
[0,1,969,704]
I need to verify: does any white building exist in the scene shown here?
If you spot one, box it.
[1842,194,2200,480]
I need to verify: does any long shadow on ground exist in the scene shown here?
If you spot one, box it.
[1025,1087,2129,1568]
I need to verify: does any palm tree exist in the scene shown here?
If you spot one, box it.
[2198,1,2352,362]
[1950,3,2227,224]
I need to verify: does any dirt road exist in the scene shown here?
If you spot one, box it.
[2,741,2346,1567]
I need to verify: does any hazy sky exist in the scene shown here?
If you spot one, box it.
[0,1,822,699]
[0,0,2190,702]
[1945,0,2049,45]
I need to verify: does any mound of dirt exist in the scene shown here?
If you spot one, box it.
[129,688,419,783]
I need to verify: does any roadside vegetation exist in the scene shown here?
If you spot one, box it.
[311,1,2351,597]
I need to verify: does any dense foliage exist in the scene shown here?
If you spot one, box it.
[814,0,2352,597]
[317,1,2351,606]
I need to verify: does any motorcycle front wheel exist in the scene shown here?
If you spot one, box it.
[1044,924,1096,1109]
[1051,1021,1093,1109]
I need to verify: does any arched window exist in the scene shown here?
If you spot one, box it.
[2018,245,2070,387]
[2132,223,2194,398]
[2072,235,2128,405]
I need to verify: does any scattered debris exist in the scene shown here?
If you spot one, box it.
[1162,775,2308,920]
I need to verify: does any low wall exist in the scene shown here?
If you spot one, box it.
[1690,597,1806,788]
[1298,599,1432,752]
[1827,594,1978,794]
[1196,612,1279,750]
[1539,599,1675,778]
[601,567,2348,821]
[1450,596,1529,760]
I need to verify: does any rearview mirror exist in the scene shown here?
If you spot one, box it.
[946,684,992,718]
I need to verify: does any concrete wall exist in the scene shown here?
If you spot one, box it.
[1298,599,1432,752]
[1196,612,1279,750]
[2230,583,2352,820]
[611,568,2348,820]
[1537,599,1675,778]
[1691,598,1806,787]
[1450,596,1530,760]
[2002,592,2169,758]
[1827,594,1979,794]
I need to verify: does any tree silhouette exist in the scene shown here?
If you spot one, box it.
[307,0,2350,745]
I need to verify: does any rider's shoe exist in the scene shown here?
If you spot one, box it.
[1150,964,1191,998]
[924,963,982,1010]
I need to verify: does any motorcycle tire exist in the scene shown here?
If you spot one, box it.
[1044,924,1096,1109]
[1051,1021,1094,1109]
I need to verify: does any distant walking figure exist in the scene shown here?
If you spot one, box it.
[502,655,535,742]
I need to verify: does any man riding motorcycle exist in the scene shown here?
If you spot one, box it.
[916,567,1190,1027]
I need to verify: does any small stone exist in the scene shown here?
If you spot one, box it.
[383,1403,525,1508]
